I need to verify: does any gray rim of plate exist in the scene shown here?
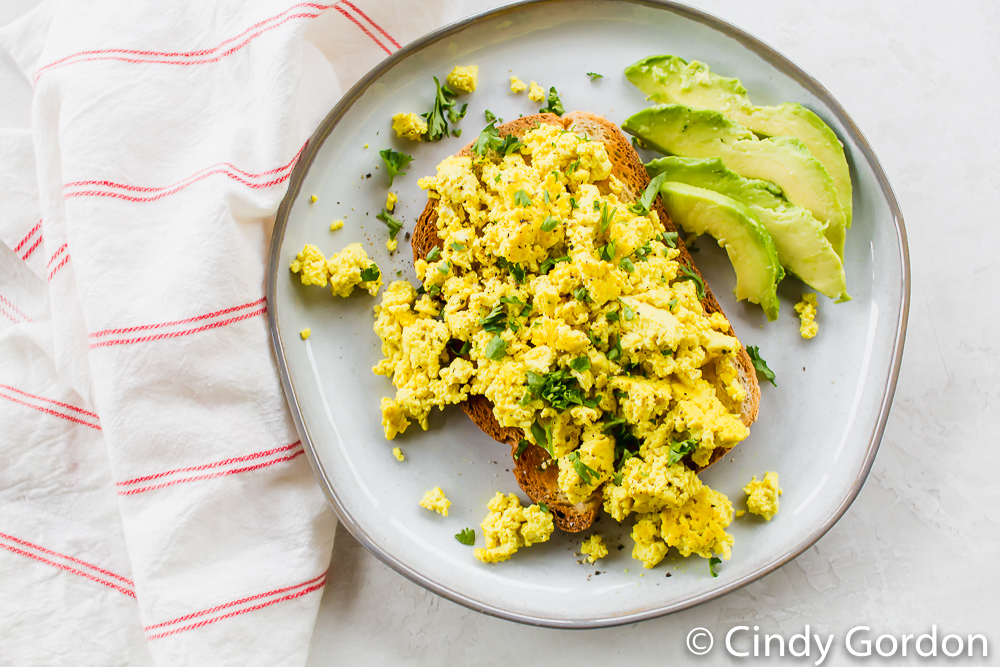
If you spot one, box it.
[266,0,911,629]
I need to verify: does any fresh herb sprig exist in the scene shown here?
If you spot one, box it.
[746,346,777,386]
[376,208,403,240]
[538,86,565,115]
[455,528,476,546]
[379,149,413,187]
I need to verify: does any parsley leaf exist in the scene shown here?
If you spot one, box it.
[426,246,441,261]
[485,109,499,123]
[667,298,678,312]
[539,255,570,274]
[633,241,653,261]
[515,439,529,460]
[619,257,635,273]
[573,286,590,302]
[530,420,554,456]
[455,528,476,546]
[422,76,459,141]
[480,304,507,333]
[569,356,591,372]
[484,334,507,360]
[497,257,526,283]
[376,208,403,240]
[472,121,523,159]
[607,333,623,362]
[709,556,722,577]
[598,240,617,262]
[359,264,380,282]
[449,242,465,251]
[746,345,777,387]
[629,172,668,215]
[437,261,451,274]
[618,299,635,320]
[660,231,678,248]
[379,149,414,187]
[570,197,578,209]
[599,202,616,234]
[677,264,706,299]
[567,451,599,485]
[540,215,559,232]
[514,189,532,207]
[539,86,565,115]
[667,438,698,465]
[538,502,550,513]
[523,369,589,411]
[587,72,603,80]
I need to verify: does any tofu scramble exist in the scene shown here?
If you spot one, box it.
[372,122,753,569]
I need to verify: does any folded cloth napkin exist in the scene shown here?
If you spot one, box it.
[0,0,459,662]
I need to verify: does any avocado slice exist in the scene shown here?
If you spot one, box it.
[622,104,847,258]
[658,181,783,320]
[624,55,853,227]
[648,156,849,301]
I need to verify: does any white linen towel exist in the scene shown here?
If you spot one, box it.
[0,0,461,663]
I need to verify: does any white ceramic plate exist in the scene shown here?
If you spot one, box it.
[266,0,908,627]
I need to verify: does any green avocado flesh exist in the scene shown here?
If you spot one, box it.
[625,55,853,229]
[658,182,783,320]
[648,157,849,301]
[622,104,847,259]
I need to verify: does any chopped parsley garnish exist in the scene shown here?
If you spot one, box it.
[607,333,623,362]
[497,257,526,283]
[436,261,451,274]
[629,172,668,215]
[530,420,554,456]
[455,528,476,546]
[667,298,678,312]
[359,264,380,282]
[485,109,500,123]
[746,345,777,386]
[598,240,616,262]
[514,189,532,207]
[709,556,722,577]
[539,255,570,274]
[540,215,559,232]
[499,295,532,318]
[587,72,603,80]
[480,304,507,332]
[376,208,403,240]
[449,242,465,251]
[598,202,616,234]
[633,241,653,261]
[523,369,593,411]
[451,128,462,138]
[667,438,698,465]
[569,355,591,372]
[543,191,550,204]
[567,451,599,485]
[484,334,507,360]
[606,309,620,323]
[421,76,460,141]
[454,340,471,355]
[472,121,524,159]
[604,418,640,467]
[379,149,413,187]
[660,231,678,248]
[619,257,635,273]
[538,502,550,513]
[538,86,565,115]
[426,246,441,262]
[617,299,635,320]
[515,439,529,459]
[573,286,590,302]
[565,159,580,174]
[677,264,706,299]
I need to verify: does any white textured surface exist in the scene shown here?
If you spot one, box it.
[302,0,1000,663]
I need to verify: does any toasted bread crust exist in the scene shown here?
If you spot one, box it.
[412,112,760,532]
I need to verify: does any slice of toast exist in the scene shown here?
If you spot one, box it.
[412,111,760,532]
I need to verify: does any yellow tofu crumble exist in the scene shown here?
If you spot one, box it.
[290,243,382,297]
[310,194,318,203]
[509,75,527,93]
[371,122,751,569]
[475,492,554,563]
[419,487,451,516]
[581,534,608,563]
[794,293,818,339]
[527,81,545,102]
[446,65,478,93]
[392,447,404,462]
[386,192,397,212]
[391,112,428,141]
[330,219,344,231]
[299,328,311,340]
[744,471,782,520]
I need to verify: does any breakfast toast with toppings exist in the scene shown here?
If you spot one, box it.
[412,111,760,532]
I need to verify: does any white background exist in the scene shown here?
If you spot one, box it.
[3,1,998,664]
